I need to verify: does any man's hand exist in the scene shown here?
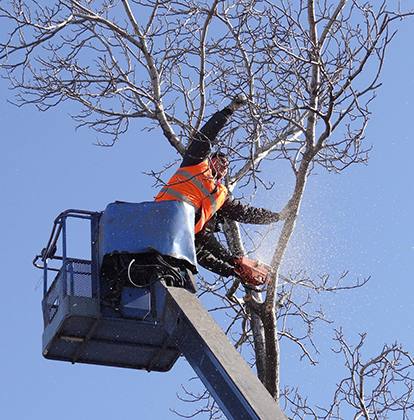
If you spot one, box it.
[227,94,248,112]
[233,257,272,287]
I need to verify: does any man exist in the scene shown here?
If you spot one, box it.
[155,95,286,284]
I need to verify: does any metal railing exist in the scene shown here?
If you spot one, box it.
[33,209,101,300]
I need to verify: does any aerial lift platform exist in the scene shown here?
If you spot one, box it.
[34,201,286,420]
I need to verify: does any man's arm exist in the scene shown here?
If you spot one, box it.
[195,229,236,277]
[217,197,281,224]
[181,95,247,167]
[181,108,233,167]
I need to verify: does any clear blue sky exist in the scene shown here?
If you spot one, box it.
[1,18,413,420]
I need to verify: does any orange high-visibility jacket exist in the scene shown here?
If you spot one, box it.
[155,159,228,233]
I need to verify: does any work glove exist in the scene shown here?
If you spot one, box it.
[227,94,248,112]
[233,257,271,287]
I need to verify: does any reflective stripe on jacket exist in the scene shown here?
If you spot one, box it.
[155,160,228,233]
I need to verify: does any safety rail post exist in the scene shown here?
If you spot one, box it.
[68,261,74,296]
[90,213,100,299]
[43,259,48,297]
[61,217,67,296]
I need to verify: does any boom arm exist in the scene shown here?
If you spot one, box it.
[160,283,286,420]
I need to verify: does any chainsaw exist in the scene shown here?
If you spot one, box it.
[234,257,273,288]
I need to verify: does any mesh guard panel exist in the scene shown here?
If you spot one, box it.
[65,260,92,297]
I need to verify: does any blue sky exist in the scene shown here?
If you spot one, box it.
[1,15,413,420]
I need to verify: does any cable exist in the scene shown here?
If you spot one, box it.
[127,254,187,289]
[127,258,151,288]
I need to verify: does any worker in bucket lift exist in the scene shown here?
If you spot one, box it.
[155,95,289,287]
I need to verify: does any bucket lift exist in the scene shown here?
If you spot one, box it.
[34,201,286,420]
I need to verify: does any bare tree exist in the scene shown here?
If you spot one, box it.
[2,0,413,418]
[282,330,414,419]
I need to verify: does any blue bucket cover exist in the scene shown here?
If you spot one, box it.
[99,201,197,273]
